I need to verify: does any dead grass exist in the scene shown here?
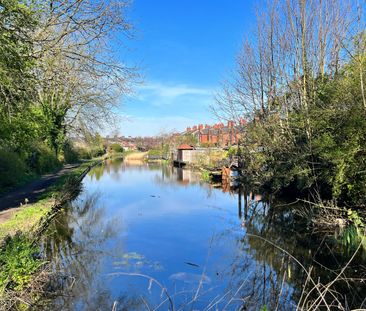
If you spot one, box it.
[124,151,148,161]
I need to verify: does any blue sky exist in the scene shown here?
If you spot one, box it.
[115,0,256,137]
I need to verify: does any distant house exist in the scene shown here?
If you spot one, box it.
[121,141,137,151]
[200,127,210,144]
[184,119,246,147]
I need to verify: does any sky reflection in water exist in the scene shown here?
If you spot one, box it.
[42,158,366,311]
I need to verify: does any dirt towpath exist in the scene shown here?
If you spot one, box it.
[0,164,79,213]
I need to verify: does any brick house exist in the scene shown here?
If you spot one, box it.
[184,119,246,147]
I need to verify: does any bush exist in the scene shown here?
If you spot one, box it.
[90,147,105,157]
[29,143,60,175]
[0,149,27,189]
[227,146,238,157]
[76,147,92,160]
[109,143,123,153]
[148,149,161,156]
[75,146,105,160]
[201,170,211,182]
[0,233,43,291]
[63,141,80,163]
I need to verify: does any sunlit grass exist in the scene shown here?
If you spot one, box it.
[0,158,101,240]
[0,233,44,292]
[0,201,52,240]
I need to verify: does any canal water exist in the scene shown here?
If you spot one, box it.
[41,158,366,310]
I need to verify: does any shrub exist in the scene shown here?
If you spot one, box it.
[148,149,161,157]
[29,143,60,174]
[90,147,105,157]
[63,141,80,163]
[227,146,238,157]
[74,146,105,160]
[0,149,27,189]
[76,147,92,160]
[201,170,211,182]
[109,143,123,153]
[0,233,43,291]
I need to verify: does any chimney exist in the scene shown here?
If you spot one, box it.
[193,125,197,131]
[205,124,210,129]
[198,124,204,130]
[240,118,247,126]
[186,127,191,132]
[228,121,234,128]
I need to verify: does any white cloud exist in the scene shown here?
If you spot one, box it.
[136,82,216,107]
[112,81,220,136]
[140,82,213,98]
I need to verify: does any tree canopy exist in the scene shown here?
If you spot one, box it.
[0,0,134,188]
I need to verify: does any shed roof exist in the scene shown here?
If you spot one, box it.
[177,144,194,150]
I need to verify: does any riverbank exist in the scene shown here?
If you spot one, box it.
[0,158,104,310]
[0,158,103,239]
[0,164,80,213]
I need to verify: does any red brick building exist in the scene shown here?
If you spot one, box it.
[184,119,246,147]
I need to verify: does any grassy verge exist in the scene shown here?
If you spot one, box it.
[40,158,101,201]
[0,158,102,240]
[0,158,101,310]
[0,203,52,241]
[0,233,43,291]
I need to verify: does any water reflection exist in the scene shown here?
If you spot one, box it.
[40,194,129,310]
[39,160,366,310]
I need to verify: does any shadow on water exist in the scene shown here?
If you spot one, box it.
[37,159,366,310]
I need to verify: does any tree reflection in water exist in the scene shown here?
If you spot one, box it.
[35,161,366,310]
[224,186,366,309]
[37,193,147,310]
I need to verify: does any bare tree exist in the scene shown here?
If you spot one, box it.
[213,0,355,138]
[31,0,136,149]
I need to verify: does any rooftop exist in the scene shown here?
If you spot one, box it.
[177,144,194,150]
